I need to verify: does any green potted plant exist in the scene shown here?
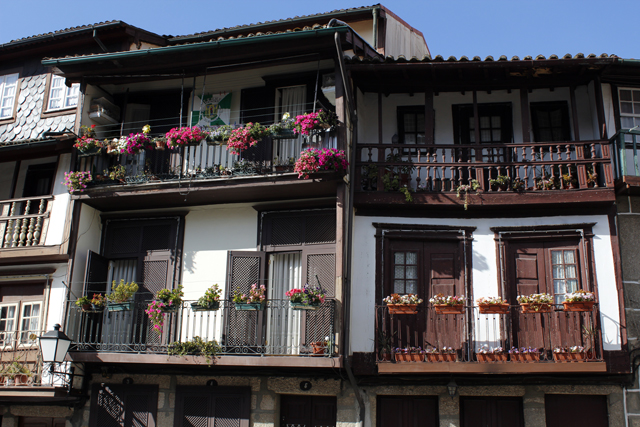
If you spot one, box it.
[155,285,184,312]
[191,284,222,311]
[4,362,32,386]
[74,124,103,156]
[489,175,510,191]
[107,280,139,312]
[90,293,107,312]
[269,113,296,139]
[233,284,266,310]
[456,179,480,210]
[75,296,92,311]
[376,330,395,362]
[286,283,326,310]
[512,177,526,191]
[517,293,553,313]
[168,336,221,365]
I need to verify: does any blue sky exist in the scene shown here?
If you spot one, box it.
[1,0,637,59]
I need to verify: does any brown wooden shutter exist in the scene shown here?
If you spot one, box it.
[174,386,250,427]
[377,396,438,427]
[545,395,608,427]
[225,251,267,348]
[460,397,523,427]
[89,384,158,427]
[84,250,109,295]
[281,395,337,427]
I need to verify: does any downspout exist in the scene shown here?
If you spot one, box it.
[372,8,378,50]
[331,25,365,427]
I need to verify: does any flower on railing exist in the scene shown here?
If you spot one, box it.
[456,179,480,210]
[516,293,553,304]
[477,344,505,354]
[232,283,266,304]
[429,293,464,306]
[382,293,423,305]
[226,123,269,155]
[286,283,326,305]
[293,110,337,135]
[395,346,424,354]
[476,296,507,305]
[74,125,102,152]
[294,148,348,179]
[146,300,167,333]
[165,126,207,149]
[565,290,595,302]
[508,347,540,354]
[209,124,235,143]
[156,285,184,307]
[63,171,92,193]
[424,346,455,354]
[554,346,585,353]
[197,284,222,307]
[268,112,296,135]
[123,132,152,155]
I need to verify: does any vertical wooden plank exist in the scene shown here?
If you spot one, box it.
[520,87,531,143]
[570,85,581,141]
[425,86,434,145]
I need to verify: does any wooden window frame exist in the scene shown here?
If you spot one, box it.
[452,102,513,145]
[397,106,426,145]
[618,87,640,130]
[530,101,572,142]
[0,70,21,125]
[41,74,80,119]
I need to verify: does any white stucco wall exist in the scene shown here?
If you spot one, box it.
[70,203,102,298]
[350,214,621,354]
[46,264,73,330]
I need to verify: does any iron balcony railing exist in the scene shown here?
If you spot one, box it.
[65,299,336,357]
[374,305,602,364]
[610,129,640,179]
[0,196,52,248]
[356,139,614,194]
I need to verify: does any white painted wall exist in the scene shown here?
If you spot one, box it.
[384,15,429,58]
[350,214,621,354]
[44,153,74,246]
[46,264,72,331]
[71,204,102,297]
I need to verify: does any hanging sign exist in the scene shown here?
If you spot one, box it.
[191,92,232,126]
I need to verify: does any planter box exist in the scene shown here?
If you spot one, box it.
[519,303,552,313]
[562,301,595,312]
[155,300,179,313]
[235,303,265,311]
[387,304,418,315]
[395,353,425,362]
[82,304,105,314]
[510,353,540,362]
[311,342,326,355]
[433,304,465,315]
[426,353,457,362]
[478,304,510,314]
[553,352,572,362]
[78,147,102,157]
[291,302,320,310]
[191,301,220,311]
[108,301,134,312]
[272,129,296,140]
[477,353,508,362]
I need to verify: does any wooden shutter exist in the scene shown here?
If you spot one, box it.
[545,395,608,427]
[225,251,267,348]
[84,250,109,295]
[174,386,250,427]
[281,395,337,427]
[460,397,523,427]
[377,396,438,427]
[18,418,65,427]
[89,384,158,427]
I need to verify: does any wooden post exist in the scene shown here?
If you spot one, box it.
[520,87,531,143]
[425,86,434,145]
[570,86,581,141]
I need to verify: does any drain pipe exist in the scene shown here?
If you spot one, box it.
[331,25,366,426]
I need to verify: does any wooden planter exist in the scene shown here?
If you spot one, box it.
[108,301,134,312]
[235,302,265,311]
[387,304,418,315]
[290,302,320,310]
[426,353,457,362]
[395,353,425,362]
[510,353,540,362]
[433,304,465,315]
[478,303,510,314]
[519,303,552,313]
[562,301,595,312]
[191,301,220,311]
[477,353,508,362]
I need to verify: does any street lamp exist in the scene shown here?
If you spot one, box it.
[38,324,71,363]
[447,379,458,399]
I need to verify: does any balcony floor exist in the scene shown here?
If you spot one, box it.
[378,360,606,374]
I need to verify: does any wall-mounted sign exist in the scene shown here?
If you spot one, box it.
[191,92,232,126]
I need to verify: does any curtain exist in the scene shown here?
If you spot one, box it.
[266,252,301,355]
[274,86,306,164]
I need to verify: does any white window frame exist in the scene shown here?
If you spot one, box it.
[0,301,42,349]
[47,75,79,112]
[0,303,18,348]
[0,73,19,119]
[19,302,41,345]
[619,87,640,130]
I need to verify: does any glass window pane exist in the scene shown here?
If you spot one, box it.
[480,116,490,128]
[480,129,491,142]
[404,115,416,132]
[564,250,575,264]
[416,114,425,132]
[551,251,562,264]
[394,266,405,279]
[634,90,640,102]
[553,265,565,279]
[621,90,632,101]
[566,279,578,293]
[622,117,635,128]
[406,252,417,265]
[394,280,404,294]
[406,281,417,294]
[565,265,577,278]
[634,103,640,115]
[554,279,566,294]
[492,130,500,141]
[491,115,501,127]
[406,266,417,279]
[394,252,405,264]
[621,103,633,114]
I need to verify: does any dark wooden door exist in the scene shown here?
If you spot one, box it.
[377,395,438,427]
[545,395,608,427]
[18,418,64,427]
[281,395,336,427]
[460,396,524,427]
[174,386,250,427]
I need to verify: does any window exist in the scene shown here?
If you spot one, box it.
[619,87,640,129]
[530,101,571,142]
[22,163,56,198]
[398,106,425,144]
[46,75,79,111]
[453,103,513,144]
[0,302,41,348]
[0,73,19,119]
[550,249,579,304]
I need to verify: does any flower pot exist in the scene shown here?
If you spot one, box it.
[81,303,92,311]
[379,352,392,362]
[107,301,134,312]
[553,352,572,362]
[519,303,552,313]
[235,302,265,311]
[387,304,418,315]
[78,147,102,157]
[191,301,220,311]
[14,374,29,386]
[478,303,510,314]
[426,353,457,362]
[290,302,320,310]
[477,353,508,362]
[272,129,296,140]
[395,353,410,362]
[106,146,120,155]
[311,342,325,355]
[433,304,465,315]
[562,301,595,312]
[570,351,587,361]
[155,140,166,150]
[510,353,540,362]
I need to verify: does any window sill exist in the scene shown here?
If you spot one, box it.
[40,106,78,119]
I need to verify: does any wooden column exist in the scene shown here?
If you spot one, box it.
[519,87,531,142]
[593,76,607,139]
[425,86,434,145]
[570,85,581,141]
[335,59,346,151]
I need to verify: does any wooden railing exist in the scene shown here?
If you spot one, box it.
[0,196,52,248]
[356,140,614,193]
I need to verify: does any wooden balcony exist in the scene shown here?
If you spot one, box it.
[355,140,615,209]
[374,305,606,374]
[0,196,52,248]
[611,129,640,193]
[65,299,339,369]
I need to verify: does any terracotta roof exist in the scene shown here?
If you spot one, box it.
[346,52,618,64]
[169,4,379,41]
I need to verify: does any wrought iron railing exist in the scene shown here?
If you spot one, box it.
[75,131,337,188]
[66,299,336,357]
[0,196,52,248]
[356,140,614,193]
[611,129,640,179]
[374,305,603,364]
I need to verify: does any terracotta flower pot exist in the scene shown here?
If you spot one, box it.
[562,301,595,312]
[477,353,508,362]
[478,303,510,314]
[553,352,572,362]
[387,304,418,315]
[520,303,552,313]
[433,304,465,315]
[311,342,325,355]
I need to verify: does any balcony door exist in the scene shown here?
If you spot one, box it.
[266,252,302,354]
[274,85,306,165]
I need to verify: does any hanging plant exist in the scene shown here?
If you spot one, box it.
[62,171,92,193]
[74,125,103,153]
[165,126,207,149]
[292,110,337,135]
[226,123,269,155]
[294,148,348,179]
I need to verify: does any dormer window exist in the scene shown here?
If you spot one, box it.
[0,73,19,119]
[46,75,79,111]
